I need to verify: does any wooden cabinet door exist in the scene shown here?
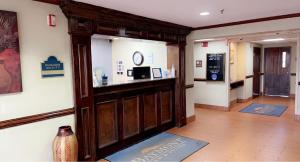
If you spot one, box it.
[96,101,119,149]
[143,92,158,131]
[123,96,140,139]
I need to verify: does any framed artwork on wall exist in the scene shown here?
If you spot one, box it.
[196,60,202,67]
[127,69,133,77]
[0,10,22,94]
[152,68,162,78]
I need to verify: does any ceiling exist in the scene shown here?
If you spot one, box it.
[74,0,300,28]
[225,30,299,45]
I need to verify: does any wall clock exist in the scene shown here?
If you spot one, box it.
[132,51,144,66]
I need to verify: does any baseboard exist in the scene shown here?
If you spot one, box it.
[230,99,238,107]
[295,115,300,122]
[195,103,229,111]
[290,94,295,98]
[237,97,253,103]
[186,115,196,124]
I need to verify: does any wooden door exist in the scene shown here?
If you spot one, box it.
[253,47,261,97]
[264,47,291,96]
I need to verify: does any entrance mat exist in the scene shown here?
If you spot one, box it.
[105,132,209,162]
[240,103,287,117]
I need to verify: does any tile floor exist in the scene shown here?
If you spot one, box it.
[100,96,300,161]
[169,96,300,161]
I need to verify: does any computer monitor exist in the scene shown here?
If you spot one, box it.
[133,66,151,80]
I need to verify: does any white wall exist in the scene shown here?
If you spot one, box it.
[242,43,254,99]
[185,40,195,117]
[193,41,230,107]
[0,0,74,161]
[188,17,300,117]
[112,39,167,82]
[229,42,238,82]
[229,42,253,101]
[297,34,300,115]
[0,115,74,162]
[91,38,113,82]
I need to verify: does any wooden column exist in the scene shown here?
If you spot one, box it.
[71,34,96,161]
[178,41,187,126]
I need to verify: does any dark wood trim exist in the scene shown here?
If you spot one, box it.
[60,0,191,42]
[246,75,254,79]
[195,103,229,112]
[178,42,187,127]
[0,108,75,129]
[186,115,196,124]
[230,80,244,90]
[291,73,296,76]
[298,82,300,85]
[260,73,265,76]
[230,99,237,107]
[290,94,296,98]
[33,0,60,5]
[194,78,207,82]
[194,12,300,30]
[237,97,253,103]
[185,84,194,89]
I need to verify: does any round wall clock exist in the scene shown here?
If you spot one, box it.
[132,51,144,66]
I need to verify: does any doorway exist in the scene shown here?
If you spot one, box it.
[253,47,261,98]
[264,47,291,96]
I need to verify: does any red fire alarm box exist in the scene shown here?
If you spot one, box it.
[201,42,208,47]
[47,14,56,27]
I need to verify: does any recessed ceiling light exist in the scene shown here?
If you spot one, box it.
[195,38,214,42]
[113,37,119,40]
[200,12,210,16]
[262,38,285,42]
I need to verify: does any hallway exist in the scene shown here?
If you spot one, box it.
[169,96,300,161]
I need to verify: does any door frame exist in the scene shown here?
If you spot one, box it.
[253,47,261,98]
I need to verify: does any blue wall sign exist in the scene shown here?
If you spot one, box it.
[41,56,64,78]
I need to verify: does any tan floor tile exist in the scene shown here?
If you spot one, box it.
[100,96,300,162]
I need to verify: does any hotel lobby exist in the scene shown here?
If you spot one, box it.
[0,0,300,161]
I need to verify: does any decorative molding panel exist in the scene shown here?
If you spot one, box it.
[0,108,74,129]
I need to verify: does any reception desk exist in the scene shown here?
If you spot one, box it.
[93,78,176,158]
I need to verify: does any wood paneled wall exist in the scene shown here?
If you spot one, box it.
[93,79,175,158]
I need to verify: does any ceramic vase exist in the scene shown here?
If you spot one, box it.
[0,60,12,92]
[53,126,78,162]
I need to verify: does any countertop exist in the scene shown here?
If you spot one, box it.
[94,77,176,88]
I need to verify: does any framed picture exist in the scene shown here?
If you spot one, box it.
[127,69,133,77]
[196,60,202,67]
[0,10,22,94]
[152,68,162,78]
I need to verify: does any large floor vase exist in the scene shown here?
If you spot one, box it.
[53,126,78,162]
